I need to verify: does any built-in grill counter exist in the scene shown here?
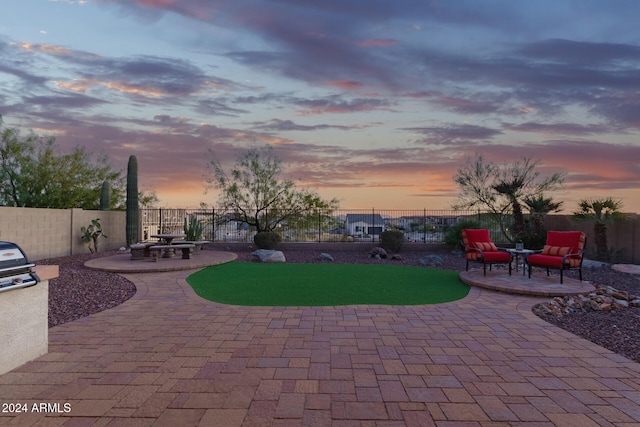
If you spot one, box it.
[0,241,58,375]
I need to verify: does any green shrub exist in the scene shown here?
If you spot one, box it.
[380,230,404,253]
[81,218,107,253]
[522,228,545,250]
[254,231,282,249]
[184,217,203,241]
[444,219,481,248]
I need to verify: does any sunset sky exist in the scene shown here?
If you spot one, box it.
[2,0,640,212]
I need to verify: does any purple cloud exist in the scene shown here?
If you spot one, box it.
[503,122,615,136]
[403,124,503,145]
[252,119,353,132]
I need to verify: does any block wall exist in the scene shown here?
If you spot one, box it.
[70,209,127,256]
[0,207,126,261]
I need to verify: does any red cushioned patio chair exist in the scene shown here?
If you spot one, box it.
[461,229,513,276]
[527,231,586,284]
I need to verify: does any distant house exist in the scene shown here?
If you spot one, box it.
[396,215,426,231]
[345,213,385,237]
[396,214,460,231]
[428,215,461,229]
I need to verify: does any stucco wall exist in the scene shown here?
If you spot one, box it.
[0,207,126,261]
[0,280,49,375]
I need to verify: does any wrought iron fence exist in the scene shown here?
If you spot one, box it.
[140,208,515,244]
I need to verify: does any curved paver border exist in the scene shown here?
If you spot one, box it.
[84,250,237,273]
[460,268,595,296]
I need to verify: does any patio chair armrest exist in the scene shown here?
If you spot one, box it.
[461,241,484,256]
[561,249,584,263]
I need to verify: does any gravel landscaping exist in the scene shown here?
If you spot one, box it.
[535,266,640,363]
[42,243,640,363]
[41,251,136,328]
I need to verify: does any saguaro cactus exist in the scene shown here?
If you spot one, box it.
[99,180,110,210]
[126,155,139,246]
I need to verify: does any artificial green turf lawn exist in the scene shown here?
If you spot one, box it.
[186,262,469,306]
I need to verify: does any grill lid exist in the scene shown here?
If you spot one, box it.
[0,241,40,293]
[0,241,29,269]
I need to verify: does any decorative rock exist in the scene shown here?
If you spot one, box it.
[613,299,629,308]
[534,284,639,317]
[599,303,612,312]
[370,247,387,259]
[420,255,443,267]
[612,264,640,275]
[251,249,286,263]
[533,303,559,316]
[318,253,334,262]
[391,254,403,261]
[611,290,629,300]
[582,259,610,269]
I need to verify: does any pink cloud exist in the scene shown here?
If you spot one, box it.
[325,80,366,90]
[357,39,398,47]
[400,91,435,99]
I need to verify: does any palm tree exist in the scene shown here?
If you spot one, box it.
[493,177,526,239]
[477,157,564,243]
[524,195,563,248]
[573,198,625,261]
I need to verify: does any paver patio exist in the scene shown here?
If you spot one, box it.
[1,253,639,426]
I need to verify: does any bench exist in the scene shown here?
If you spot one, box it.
[171,240,207,254]
[149,244,196,262]
[130,242,157,260]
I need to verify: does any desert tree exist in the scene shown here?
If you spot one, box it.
[206,144,338,233]
[453,154,565,242]
[0,117,122,209]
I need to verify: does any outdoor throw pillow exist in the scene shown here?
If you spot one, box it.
[474,241,498,252]
[542,245,573,256]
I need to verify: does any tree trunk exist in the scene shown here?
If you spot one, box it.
[594,223,608,261]
[254,213,264,233]
[512,200,525,239]
[531,215,544,247]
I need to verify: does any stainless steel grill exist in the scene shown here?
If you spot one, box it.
[0,241,41,293]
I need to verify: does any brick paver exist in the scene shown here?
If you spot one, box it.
[1,253,639,425]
